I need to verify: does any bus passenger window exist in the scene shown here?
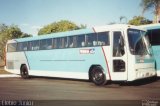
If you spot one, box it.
[28,42,32,51]
[93,41,97,46]
[23,42,28,51]
[147,29,160,46]
[52,38,56,49]
[56,38,66,49]
[40,40,47,50]
[86,33,97,47]
[17,42,28,51]
[64,37,68,48]
[56,38,62,49]
[61,38,65,48]
[30,40,39,51]
[68,36,74,48]
[7,43,17,52]
[77,35,85,47]
[97,32,109,46]
[46,39,52,49]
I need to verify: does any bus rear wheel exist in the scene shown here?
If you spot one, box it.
[20,65,29,79]
[90,66,107,86]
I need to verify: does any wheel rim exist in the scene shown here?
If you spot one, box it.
[91,68,105,85]
[22,69,28,76]
[93,71,103,81]
[21,65,28,78]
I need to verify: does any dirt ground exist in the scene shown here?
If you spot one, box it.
[0,69,11,74]
[0,60,5,67]
[0,60,10,74]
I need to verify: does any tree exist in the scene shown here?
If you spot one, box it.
[140,0,160,23]
[0,24,31,62]
[128,16,152,25]
[38,20,87,35]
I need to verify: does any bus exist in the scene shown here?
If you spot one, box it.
[140,24,160,76]
[5,24,156,85]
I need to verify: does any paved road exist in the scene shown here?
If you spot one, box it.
[0,77,160,106]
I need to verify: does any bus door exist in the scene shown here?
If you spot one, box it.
[110,30,128,81]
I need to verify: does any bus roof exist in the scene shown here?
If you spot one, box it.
[8,24,139,43]
[139,24,160,30]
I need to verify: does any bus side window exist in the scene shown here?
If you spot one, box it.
[7,43,17,52]
[30,40,39,51]
[64,37,68,48]
[61,38,65,48]
[56,38,61,49]
[23,42,28,51]
[17,42,28,51]
[86,33,97,47]
[40,39,47,50]
[77,35,85,47]
[46,39,52,49]
[35,41,40,50]
[28,41,32,51]
[148,29,160,45]
[68,36,76,48]
[97,32,109,46]
[56,38,64,49]
[17,43,22,51]
[52,38,56,49]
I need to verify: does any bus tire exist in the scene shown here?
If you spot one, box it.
[20,65,29,79]
[90,66,107,86]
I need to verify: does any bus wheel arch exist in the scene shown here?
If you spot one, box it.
[20,64,29,79]
[89,65,107,86]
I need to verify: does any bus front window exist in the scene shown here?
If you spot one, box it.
[128,29,151,55]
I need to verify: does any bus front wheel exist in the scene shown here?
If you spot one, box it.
[20,65,29,79]
[90,66,107,86]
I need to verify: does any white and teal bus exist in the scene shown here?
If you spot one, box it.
[5,24,156,85]
[140,24,160,76]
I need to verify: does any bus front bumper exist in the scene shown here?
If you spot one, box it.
[135,68,156,80]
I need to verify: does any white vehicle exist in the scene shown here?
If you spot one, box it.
[5,24,156,85]
[140,24,160,76]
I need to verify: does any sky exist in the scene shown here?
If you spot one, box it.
[0,0,154,35]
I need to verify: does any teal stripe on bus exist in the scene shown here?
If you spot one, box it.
[152,46,160,71]
[144,26,160,30]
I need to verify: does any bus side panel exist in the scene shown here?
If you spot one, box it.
[25,47,110,80]
[152,46,160,76]
[5,52,29,74]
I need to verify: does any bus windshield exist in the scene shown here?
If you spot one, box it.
[127,29,151,55]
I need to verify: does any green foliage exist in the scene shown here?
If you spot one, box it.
[128,16,152,25]
[141,0,160,13]
[38,20,87,35]
[0,24,31,61]
[140,0,160,22]
[21,33,32,38]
